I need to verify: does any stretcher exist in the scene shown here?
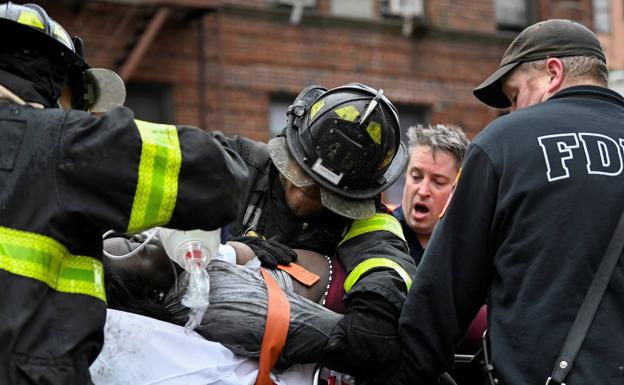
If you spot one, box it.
[90,309,317,385]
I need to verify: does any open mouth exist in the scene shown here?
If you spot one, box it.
[414,203,430,214]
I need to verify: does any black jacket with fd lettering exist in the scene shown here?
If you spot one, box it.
[394,86,624,385]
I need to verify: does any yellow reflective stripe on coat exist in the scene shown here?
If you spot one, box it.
[0,226,106,302]
[339,213,405,246]
[128,120,181,233]
[344,258,412,293]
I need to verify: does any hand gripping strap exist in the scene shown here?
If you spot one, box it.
[256,268,291,385]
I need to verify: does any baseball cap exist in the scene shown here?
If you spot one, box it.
[473,19,606,108]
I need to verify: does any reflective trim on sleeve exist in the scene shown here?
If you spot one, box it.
[343,257,412,293]
[0,226,106,302]
[339,212,405,246]
[128,120,181,233]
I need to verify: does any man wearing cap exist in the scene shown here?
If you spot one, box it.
[387,19,624,385]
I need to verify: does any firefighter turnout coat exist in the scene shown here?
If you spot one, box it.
[0,103,248,384]
[226,135,416,312]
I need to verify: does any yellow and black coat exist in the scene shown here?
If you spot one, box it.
[0,103,247,383]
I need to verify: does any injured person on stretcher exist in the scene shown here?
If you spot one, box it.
[95,230,349,384]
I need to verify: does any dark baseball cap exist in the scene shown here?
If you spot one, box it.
[473,19,606,108]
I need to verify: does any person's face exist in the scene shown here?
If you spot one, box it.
[280,171,324,218]
[401,145,459,246]
[59,84,72,109]
[502,65,551,112]
[103,238,175,292]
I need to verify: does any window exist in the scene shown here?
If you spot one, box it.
[269,0,316,6]
[593,0,611,33]
[124,82,173,124]
[496,0,532,32]
[381,0,424,18]
[269,95,292,138]
[609,69,624,97]
[269,0,317,23]
[382,104,430,209]
[330,0,374,19]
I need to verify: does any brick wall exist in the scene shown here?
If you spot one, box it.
[35,0,593,141]
[427,0,496,33]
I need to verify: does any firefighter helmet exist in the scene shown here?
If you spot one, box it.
[0,3,127,112]
[269,83,407,219]
[0,2,88,71]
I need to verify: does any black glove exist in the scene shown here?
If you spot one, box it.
[322,293,401,383]
[229,235,297,268]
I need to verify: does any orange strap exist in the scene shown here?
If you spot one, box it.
[256,268,291,385]
[277,263,321,287]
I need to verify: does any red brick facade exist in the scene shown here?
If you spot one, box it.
[37,0,593,141]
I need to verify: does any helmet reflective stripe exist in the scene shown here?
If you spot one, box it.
[0,2,80,57]
[0,226,106,302]
[335,105,360,122]
[52,21,73,50]
[339,212,405,246]
[16,8,44,30]
[343,258,412,293]
[366,121,381,145]
[310,99,325,120]
[127,120,182,233]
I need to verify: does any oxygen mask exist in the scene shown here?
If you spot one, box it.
[158,227,221,332]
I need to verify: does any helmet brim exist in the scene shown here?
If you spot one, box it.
[268,136,317,187]
[0,18,88,71]
[320,188,375,220]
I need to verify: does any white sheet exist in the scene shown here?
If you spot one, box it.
[90,309,315,385]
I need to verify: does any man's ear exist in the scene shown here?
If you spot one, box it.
[545,58,565,95]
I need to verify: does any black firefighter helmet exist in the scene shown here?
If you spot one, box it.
[0,2,88,73]
[269,83,407,220]
[0,2,125,111]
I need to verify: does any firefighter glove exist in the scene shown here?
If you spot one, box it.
[229,235,297,268]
